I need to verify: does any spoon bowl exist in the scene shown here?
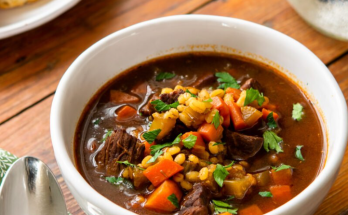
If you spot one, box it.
[0,156,67,215]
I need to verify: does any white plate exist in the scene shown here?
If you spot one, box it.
[0,0,80,39]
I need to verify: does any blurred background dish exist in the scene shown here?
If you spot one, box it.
[0,0,79,39]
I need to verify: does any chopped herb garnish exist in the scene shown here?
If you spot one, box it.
[139,112,143,116]
[156,72,176,81]
[105,176,134,189]
[212,142,226,146]
[151,99,179,112]
[244,88,265,106]
[211,111,221,129]
[186,89,197,98]
[143,129,161,143]
[272,164,293,172]
[225,196,235,201]
[212,200,238,214]
[93,118,100,125]
[116,161,145,171]
[203,98,213,103]
[182,134,197,149]
[259,191,273,197]
[267,112,277,129]
[150,133,182,155]
[101,130,113,142]
[292,103,304,121]
[205,161,213,165]
[224,161,235,168]
[147,150,164,164]
[215,72,240,90]
[263,131,283,153]
[167,194,179,208]
[213,164,229,187]
[295,145,305,161]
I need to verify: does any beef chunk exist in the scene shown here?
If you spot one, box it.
[179,183,211,215]
[240,78,262,91]
[225,130,263,160]
[160,89,184,104]
[96,129,144,175]
[191,73,215,88]
[139,94,159,116]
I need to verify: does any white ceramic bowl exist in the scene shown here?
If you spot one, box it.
[50,15,348,215]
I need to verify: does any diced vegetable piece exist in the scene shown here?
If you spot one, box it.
[116,106,137,121]
[239,205,263,215]
[180,132,206,154]
[150,112,176,140]
[263,103,277,111]
[225,88,241,101]
[110,90,139,103]
[225,99,247,130]
[212,97,231,127]
[144,141,155,156]
[198,123,223,142]
[270,185,292,205]
[179,106,206,128]
[143,159,183,187]
[241,106,262,127]
[271,168,292,185]
[236,90,246,107]
[223,174,255,199]
[254,171,271,187]
[262,108,279,121]
[144,180,182,212]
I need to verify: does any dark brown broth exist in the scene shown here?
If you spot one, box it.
[75,52,326,214]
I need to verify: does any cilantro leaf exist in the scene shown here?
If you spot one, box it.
[213,164,229,187]
[259,191,273,197]
[295,145,305,161]
[167,194,179,208]
[272,164,293,172]
[172,133,182,145]
[151,99,179,112]
[211,111,221,129]
[215,72,240,90]
[224,161,235,168]
[203,98,213,103]
[147,150,164,164]
[244,88,265,106]
[156,72,176,81]
[263,131,283,153]
[105,176,134,189]
[267,112,277,129]
[212,142,225,146]
[101,130,113,142]
[150,134,182,155]
[143,129,161,143]
[186,89,197,98]
[292,103,304,121]
[93,118,100,125]
[182,134,197,149]
[116,161,145,170]
[212,200,238,214]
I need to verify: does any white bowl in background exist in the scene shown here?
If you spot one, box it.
[50,15,348,215]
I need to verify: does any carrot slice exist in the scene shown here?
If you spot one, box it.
[116,105,137,121]
[225,99,247,130]
[218,213,233,215]
[180,132,206,153]
[270,185,292,205]
[144,141,155,156]
[271,169,292,185]
[262,108,279,121]
[143,159,183,187]
[110,90,139,103]
[145,180,182,212]
[239,204,263,215]
[225,88,242,101]
[211,97,231,127]
[198,123,223,142]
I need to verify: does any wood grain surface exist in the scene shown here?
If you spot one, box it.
[0,0,347,214]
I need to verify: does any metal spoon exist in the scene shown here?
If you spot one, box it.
[0,156,67,215]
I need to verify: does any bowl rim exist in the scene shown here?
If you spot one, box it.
[50,14,348,215]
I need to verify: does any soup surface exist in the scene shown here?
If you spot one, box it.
[75,53,325,215]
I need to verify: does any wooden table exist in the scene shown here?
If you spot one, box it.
[0,0,347,214]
